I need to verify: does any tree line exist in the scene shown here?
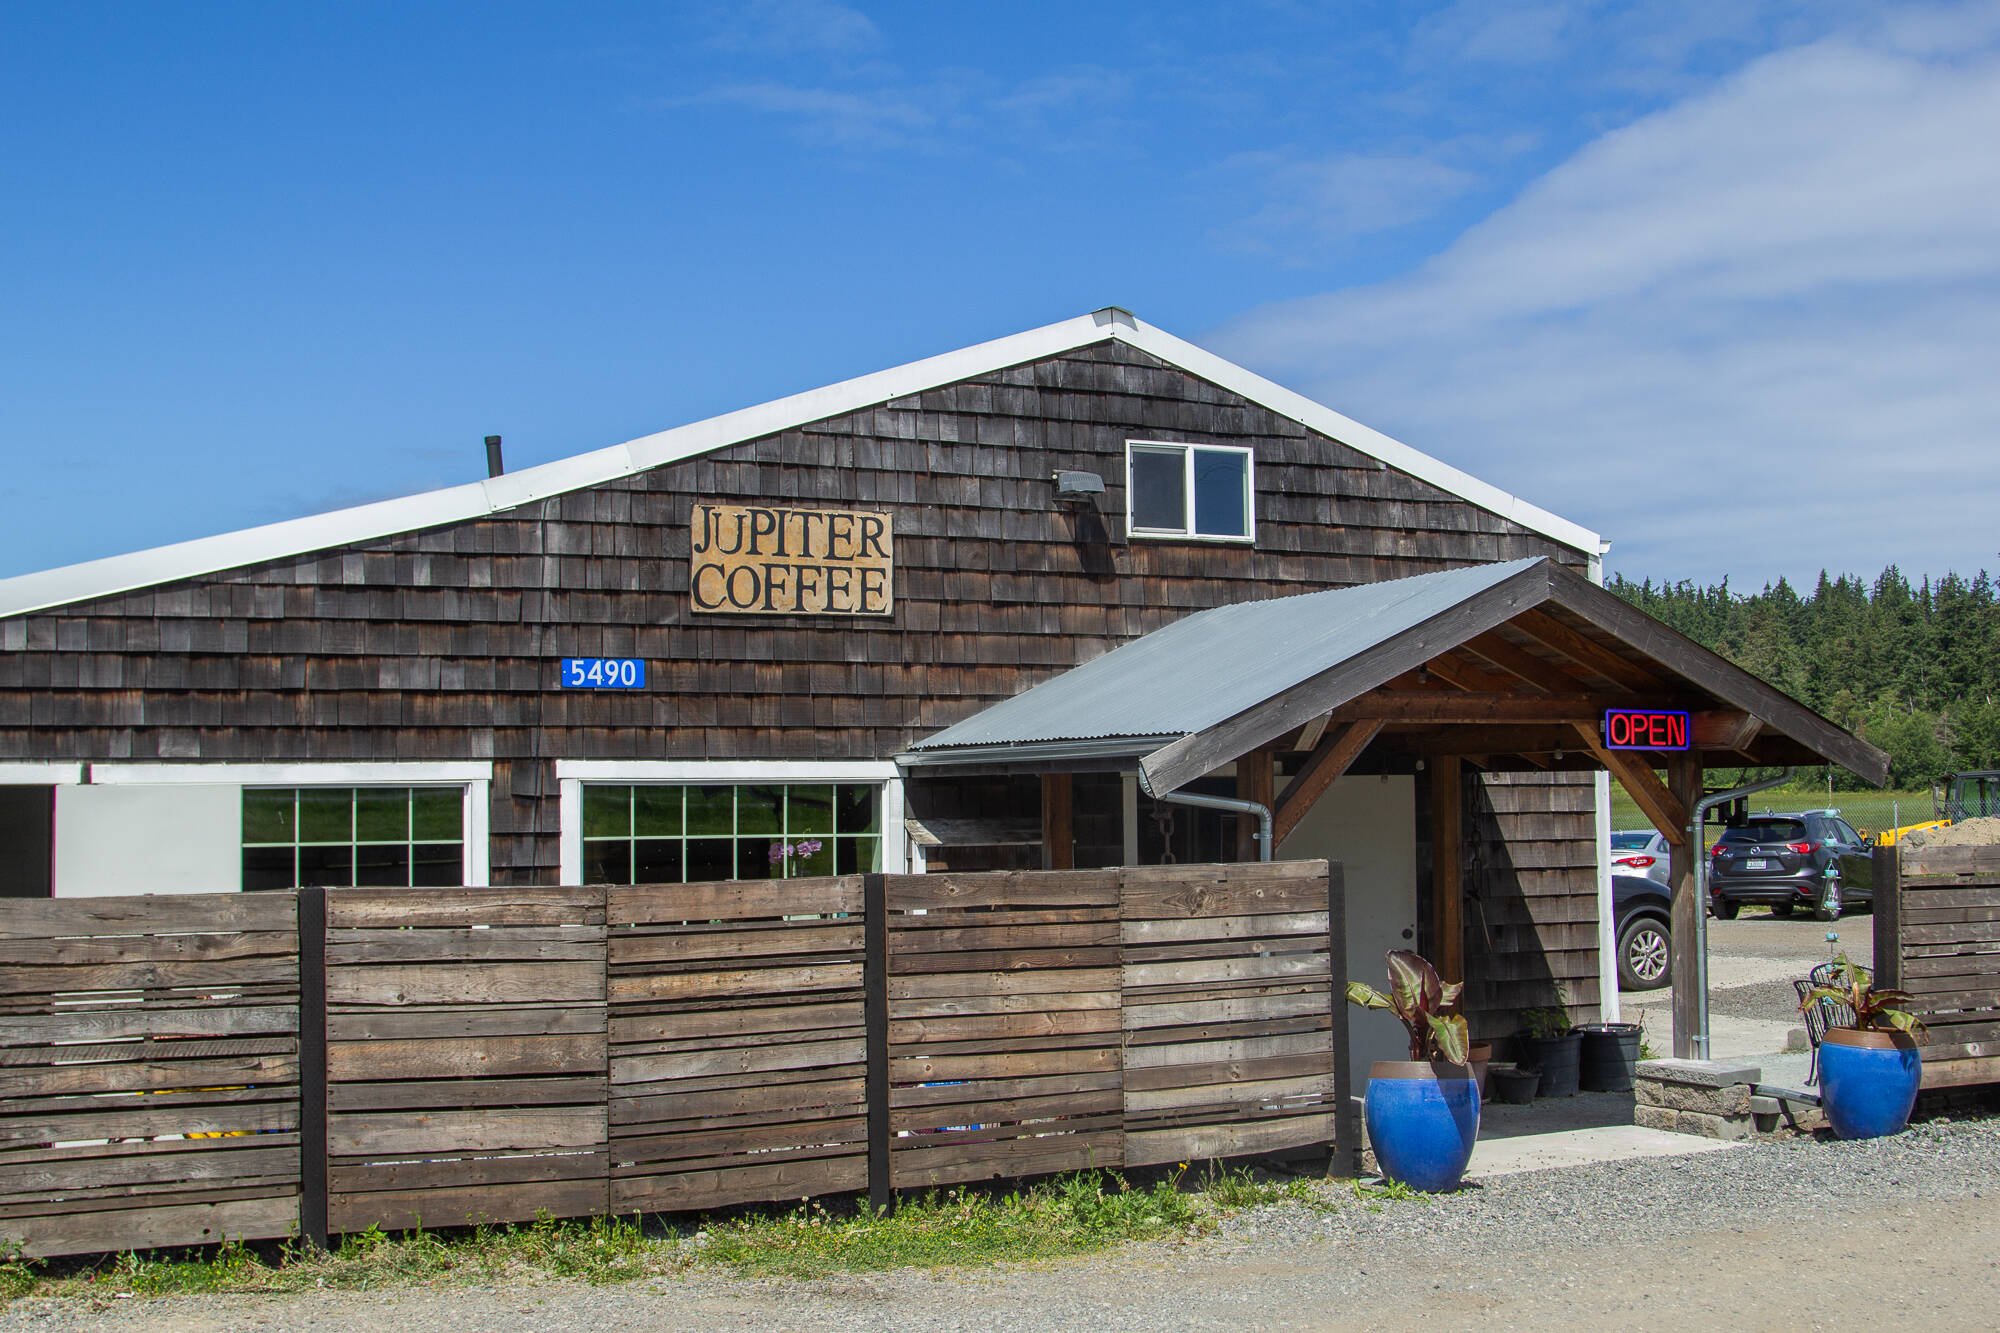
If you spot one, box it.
[1608,567,1999,790]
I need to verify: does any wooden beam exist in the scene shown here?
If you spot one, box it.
[1235,745,1274,862]
[1296,712,1331,751]
[1690,710,1761,750]
[1460,630,1593,695]
[1404,725,1593,756]
[1510,608,1666,693]
[1039,774,1074,870]
[1422,651,1518,694]
[1333,692,1633,723]
[1570,721,1688,843]
[1666,754,1704,1059]
[1272,720,1384,849]
[1431,756,1464,986]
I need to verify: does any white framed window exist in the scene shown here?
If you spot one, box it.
[85,763,491,891]
[556,761,906,885]
[1125,440,1254,542]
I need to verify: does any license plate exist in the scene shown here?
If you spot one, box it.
[1745,858,1769,870]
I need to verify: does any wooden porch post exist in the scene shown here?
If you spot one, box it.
[1432,756,1464,985]
[1666,753,1704,1058]
[1040,774,1074,870]
[1236,744,1274,862]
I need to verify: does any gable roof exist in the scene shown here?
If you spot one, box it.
[0,307,1603,620]
[900,556,1890,793]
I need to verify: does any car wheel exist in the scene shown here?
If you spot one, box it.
[1771,902,1794,918]
[1617,915,1671,991]
[1712,899,1739,920]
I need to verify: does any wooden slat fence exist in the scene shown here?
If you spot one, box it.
[321,886,609,1233]
[884,869,1126,1189]
[607,877,868,1215]
[1879,844,2000,1089]
[0,893,302,1259]
[1121,862,1340,1167]
[0,860,1345,1259]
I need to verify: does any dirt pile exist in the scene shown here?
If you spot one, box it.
[1903,816,2000,848]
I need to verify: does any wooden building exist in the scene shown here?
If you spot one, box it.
[0,308,1881,1053]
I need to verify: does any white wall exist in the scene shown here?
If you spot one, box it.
[1277,774,1419,1079]
[53,784,241,896]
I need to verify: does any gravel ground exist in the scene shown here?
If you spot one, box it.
[9,1113,1997,1333]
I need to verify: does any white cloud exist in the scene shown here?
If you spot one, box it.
[1224,149,1487,254]
[704,0,882,58]
[1213,22,2000,585]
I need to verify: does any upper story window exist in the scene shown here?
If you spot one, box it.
[1125,441,1254,542]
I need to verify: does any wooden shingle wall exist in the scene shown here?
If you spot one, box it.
[0,340,1588,888]
[1464,772,1601,1032]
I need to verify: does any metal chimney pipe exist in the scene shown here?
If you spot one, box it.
[485,435,504,478]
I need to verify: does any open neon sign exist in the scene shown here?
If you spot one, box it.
[1604,709,1690,750]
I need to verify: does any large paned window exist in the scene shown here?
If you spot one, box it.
[1126,441,1254,541]
[581,783,881,884]
[242,787,465,890]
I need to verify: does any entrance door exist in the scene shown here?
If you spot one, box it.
[1276,774,1419,1080]
[0,786,54,898]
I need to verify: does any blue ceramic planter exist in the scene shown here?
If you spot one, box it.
[1364,1061,1480,1192]
[1820,1029,1922,1140]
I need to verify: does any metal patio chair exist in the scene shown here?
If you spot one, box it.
[1792,960,1855,1086]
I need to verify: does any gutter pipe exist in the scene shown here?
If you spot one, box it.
[1156,789,1273,862]
[1687,767,1795,1060]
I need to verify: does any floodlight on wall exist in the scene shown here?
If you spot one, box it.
[1052,470,1105,504]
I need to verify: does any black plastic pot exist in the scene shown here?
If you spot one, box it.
[1521,1031,1582,1097]
[1577,1022,1643,1092]
[1489,1064,1540,1104]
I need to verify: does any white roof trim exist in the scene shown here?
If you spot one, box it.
[0,308,1600,619]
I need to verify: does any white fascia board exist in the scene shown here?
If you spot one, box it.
[0,763,84,784]
[556,760,902,782]
[89,761,493,785]
[0,304,1597,619]
[1114,320,1602,557]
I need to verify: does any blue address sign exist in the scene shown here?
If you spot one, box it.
[561,658,646,689]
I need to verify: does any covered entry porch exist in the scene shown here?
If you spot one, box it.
[899,557,1889,1061]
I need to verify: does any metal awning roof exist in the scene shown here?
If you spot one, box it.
[899,557,1890,794]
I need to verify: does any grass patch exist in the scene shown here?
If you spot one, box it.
[1,1170,1224,1301]
[701,1170,1204,1278]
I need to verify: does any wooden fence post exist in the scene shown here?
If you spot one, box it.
[1327,862,1357,1177]
[1873,843,1902,990]
[297,885,329,1252]
[863,872,892,1213]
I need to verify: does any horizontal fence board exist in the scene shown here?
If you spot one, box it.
[0,931,298,967]
[1123,954,1329,989]
[1125,1113,1332,1167]
[885,871,1120,911]
[1121,912,1329,944]
[0,893,298,940]
[888,1008,1121,1044]
[888,990,1120,1019]
[1904,922,2000,946]
[1124,991,1328,1030]
[889,1046,1120,1083]
[327,928,605,965]
[326,1004,604,1042]
[613,1077,866,1127]
[0,1142,298,1197]
[0,956,299,996]
[0,1052,297,1098]
[609,963,862,1002]
[890,1129,1122,1187]
[329,1177,607,1233]
[887,968,1121,1000]
[328,1075,608,1113]
[329,1107,607,1156]
[610,877,863,924]
[327,887,605,929]
[889,1070,1123,1109]
[1124,1072,1334,1115]
[328,1033,607,1082]
[0,1100,298,1145]
[329,962,605,1006]
[889,922,1121,954]
[330,1148,607,1194]
[1124,1031,1332,1071]
[611,1001,859,1045]
[1921,1054,2000,1089]
[613,1037,866,1085]
[611,924,864,965]
[0,1006,298,1045]
[611,1155,865,1215]
[0,1195,299,1260]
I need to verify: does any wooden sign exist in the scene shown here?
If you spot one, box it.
[690,503,893,616]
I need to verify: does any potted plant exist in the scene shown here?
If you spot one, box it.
[1347,950,1479,1192]
[1518,992,1581,1098]
[1799,953,1927,1139]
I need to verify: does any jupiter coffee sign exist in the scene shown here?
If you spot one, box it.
[690,503,893,616]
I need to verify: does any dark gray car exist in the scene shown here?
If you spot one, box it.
[1708,810,1874,921]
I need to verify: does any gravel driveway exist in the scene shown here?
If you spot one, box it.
[10,1112,1995,1333]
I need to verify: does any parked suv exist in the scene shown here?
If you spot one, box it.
[1708,811,1875,921]
[1610,829,1670,883]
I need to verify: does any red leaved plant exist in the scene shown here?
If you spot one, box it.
[1347,949,1471,1064]
[1798,952,1927,1040]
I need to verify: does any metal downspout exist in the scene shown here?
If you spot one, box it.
[1687,767,1795,1060]
[1155,790,1273,861]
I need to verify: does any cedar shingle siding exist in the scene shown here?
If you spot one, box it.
[0,340,1597,1016]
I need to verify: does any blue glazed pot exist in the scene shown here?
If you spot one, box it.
[1820,1028,1922,1140]
[1364,1060,1480,1192]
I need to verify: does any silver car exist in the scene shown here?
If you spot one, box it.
[1610,829,1670,884]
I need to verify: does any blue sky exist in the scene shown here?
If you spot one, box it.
[3,1,1996,588]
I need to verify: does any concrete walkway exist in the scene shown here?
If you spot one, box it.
[1463,1087,1745,1178]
